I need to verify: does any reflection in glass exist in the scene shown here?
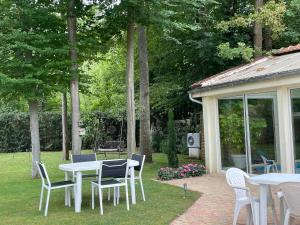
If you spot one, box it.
[291,89,300,173]
[219,98,246,171]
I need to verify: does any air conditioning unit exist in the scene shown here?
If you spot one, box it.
[187,133,200,148]
[187,133,200,159]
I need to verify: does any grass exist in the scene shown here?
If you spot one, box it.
[0,152,201,225]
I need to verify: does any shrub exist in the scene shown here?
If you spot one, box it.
[158,163,206,181]
[167,110,179,168]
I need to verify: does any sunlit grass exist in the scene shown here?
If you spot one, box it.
[0,152,200,225]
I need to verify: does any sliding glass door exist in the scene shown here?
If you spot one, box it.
[291,89,300,173]
[219,98,247,171]
[219,92,279,174]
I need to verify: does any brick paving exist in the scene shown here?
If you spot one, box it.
[165,173,300,225]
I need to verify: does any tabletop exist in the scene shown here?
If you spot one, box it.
[59,159,139,172]
[249,173,300,185]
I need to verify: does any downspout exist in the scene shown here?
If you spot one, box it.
[189,93,203,105]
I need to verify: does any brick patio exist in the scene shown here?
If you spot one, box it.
[164,173,297,225]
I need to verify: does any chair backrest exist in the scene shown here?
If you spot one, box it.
[226,168,249,200]
[280,182,300,216]
[132,154,145,173]
[36,161,51,185]
[72,153,97,163]
[260,155,268,164]
[101,159,128,179]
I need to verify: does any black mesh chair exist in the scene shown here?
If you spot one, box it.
[131,154,146,201]
[91,160,130,215]
[71,153,98,178]
[36,162,75,216]
[114,154,146,203]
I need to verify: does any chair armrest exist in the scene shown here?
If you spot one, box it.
[277,191,284,199]
[231,185,250,192]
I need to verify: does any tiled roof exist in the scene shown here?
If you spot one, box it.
[191,46,300,92]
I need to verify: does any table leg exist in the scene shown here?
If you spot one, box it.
[130,167,136,204]
[64,172,68,206]
[75,171,82,213]
[260,184,268,225]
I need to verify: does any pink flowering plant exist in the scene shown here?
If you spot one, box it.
[158,163,206,181]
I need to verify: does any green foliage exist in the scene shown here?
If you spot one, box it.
[217,0,286,39]
[167,110,178,168]
[219,101,267,155]
[218,42,254,62]
[0,0,70,101]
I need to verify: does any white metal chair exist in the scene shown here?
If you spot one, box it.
[278,182,300,225]
[115,154,146,202]
[71,153,98,179]
[226,168,259,225]
[260,155,279,173]
[91,160,130,215]
[36,162,75,216]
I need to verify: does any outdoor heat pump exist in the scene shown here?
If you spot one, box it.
[187,133,200,158]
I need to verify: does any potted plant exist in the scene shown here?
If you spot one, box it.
[220,106,267,170]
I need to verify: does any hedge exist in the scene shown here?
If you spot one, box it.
[0,112,123,153]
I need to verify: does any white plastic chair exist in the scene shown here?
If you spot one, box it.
[226,168,259,225]
[260,155,278,173]
[278,182,300,225]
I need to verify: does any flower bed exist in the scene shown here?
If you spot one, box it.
[158,164,206,181]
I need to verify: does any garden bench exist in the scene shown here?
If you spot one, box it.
[93,140,126,159]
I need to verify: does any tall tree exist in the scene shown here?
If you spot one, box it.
[126,9,136,157]
[138,25,151,162]
[0,0,69,178]
[67,0,81,154]
[254,0,264,57]
[61,92,69,160]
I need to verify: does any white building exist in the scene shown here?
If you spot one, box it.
[190,45,300,174]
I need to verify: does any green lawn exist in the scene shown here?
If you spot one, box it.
[0,152,200,225]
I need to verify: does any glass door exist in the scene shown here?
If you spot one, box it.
[219,97,248,171]
[246,92,279,174]
[291,89,300,173]
[218,92,279,174]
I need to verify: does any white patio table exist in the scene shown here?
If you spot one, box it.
[249,173,300,225]
[59,159,139,213]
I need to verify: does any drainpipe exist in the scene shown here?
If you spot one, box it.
[189,93,203,105]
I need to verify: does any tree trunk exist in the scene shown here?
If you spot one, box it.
[138,25,152,163]
[126,15,136,157]
[62,92,69,160]
[29,100,41,179]
[68,0,81,155]
[254,0,264,57]
[264,27,273,51]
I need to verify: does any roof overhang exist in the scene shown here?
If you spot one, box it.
[190,70,300,98]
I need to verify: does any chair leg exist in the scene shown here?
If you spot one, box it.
[44,189,51,216]
[232,203,241,225]
[125,184,130,211]
[39,187,44,211]
[99,188,103,215]
[108,188,111,201]
[67,188,71,207]
[246,205,252,225]
[284,210,290,225]
[92,185,95,210]
[139,178,146,201]
[113,187,116,206]
[117,187,120,205]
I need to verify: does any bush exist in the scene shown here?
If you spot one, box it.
[167,110,179,168]
[0,111,122,153]
[158,163,206,181]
